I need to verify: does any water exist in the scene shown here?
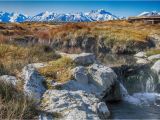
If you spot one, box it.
[101,54,160,119]
[109,68,160,119]
[108,101,160,119]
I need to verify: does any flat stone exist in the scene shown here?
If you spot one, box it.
[41,90,102,120]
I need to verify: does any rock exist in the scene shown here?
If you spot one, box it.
[148,54,160,61]
[41,89,109,120]
[39,112,53,120]
[59,52,96,65]
[155,83,160,93]
[136,58,149,64]
[22,63,46,102]
[88,63,117,93]
[104,81,122,101]
[97,102,110,119]
[134,52,147,58]
[62,80,101,96]
[0,75,17,86]
[72,66,88,84]
[151,60,160,80]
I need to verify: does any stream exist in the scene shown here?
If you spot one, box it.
[99,54,160,119]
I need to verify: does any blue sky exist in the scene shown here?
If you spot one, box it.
[0,1,160,17]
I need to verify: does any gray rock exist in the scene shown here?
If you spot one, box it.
[41,90,110,120]
[148,54,160,61]
[88,63,117,93]
[22,63,46,102]
[151,60,160,80]
[134,52,147,58]
[59,52,96,65]
[105,81,122,101]
[0,75,17,86]
[72,66,88,84]
[97,102,110,119]
[136,58,149,64]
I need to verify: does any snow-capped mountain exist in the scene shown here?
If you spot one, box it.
[138,11,160,17]
[85,9,119,21]
[29,9,119,22]
[0,12,28,22]
[29,11,57,21]
[0,9,119,23]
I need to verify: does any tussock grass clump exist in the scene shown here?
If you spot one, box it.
[0,43,60,76]
[0,80,38,119]
[39,57,75,85]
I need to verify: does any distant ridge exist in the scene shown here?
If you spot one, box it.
[138,11,160,17]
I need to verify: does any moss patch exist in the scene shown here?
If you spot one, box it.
[146,49,160,56]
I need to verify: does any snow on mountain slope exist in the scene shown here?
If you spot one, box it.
[0,12,28,22]
[29,9,119,22]
[85,9,119,21]
[0,9,119,23]
[29,11,57,21]
[138,11,160,17]
[54,13,92,22]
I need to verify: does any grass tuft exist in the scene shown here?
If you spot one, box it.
[0,80,38,119]
[39,57,75,86]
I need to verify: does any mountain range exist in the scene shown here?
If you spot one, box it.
[0,10,160,23]
[0,9,119,23]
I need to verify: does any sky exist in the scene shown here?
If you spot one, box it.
[0,1,160,17]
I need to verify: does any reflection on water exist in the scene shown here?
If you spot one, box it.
[98,54,136,67]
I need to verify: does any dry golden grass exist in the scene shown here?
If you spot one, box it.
[39,57,75,86]
[0,80,38,119]
[0,44,60,76]
[1,20,160,44]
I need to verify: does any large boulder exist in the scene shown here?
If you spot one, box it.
[59,52,96,65]
[22,63,46,102]
[72,66,88,84]
[41,90,110,120]
[88,63,117,93]
[0,75,17,86]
